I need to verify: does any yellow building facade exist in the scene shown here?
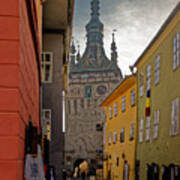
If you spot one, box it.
[101,75,136,180]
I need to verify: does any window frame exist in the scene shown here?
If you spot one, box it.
[74,99,78,115]
[114,102,118,116]
[113,131,117,144]
[121,96,126,112]
[120,128,125,143]
[145,116,151,141]
[131,89,135,107]
[108,133,112,145]
[139,73,144,97]
[173,32,180,70]
[109,106,112,120]
[146,65,151,91]
[67,100,71,114]
[155,55,160,85]
[85,86,92,98]
[129,124,135,141]
[170,98,179,136]
[153,110,160,139]
[41,52,53,83]
[139,118,144,143]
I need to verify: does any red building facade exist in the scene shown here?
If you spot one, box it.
[0,0,41,179]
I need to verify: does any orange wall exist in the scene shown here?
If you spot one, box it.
[0,0,40,179]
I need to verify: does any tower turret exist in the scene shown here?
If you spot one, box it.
[70,39,76,67]
[86,0,104,48]
[76,44,81,63]
[111,30,118,64]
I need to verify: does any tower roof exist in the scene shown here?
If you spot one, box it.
[70,0,122,76]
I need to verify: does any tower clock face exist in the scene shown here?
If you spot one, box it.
[96,85,107,95]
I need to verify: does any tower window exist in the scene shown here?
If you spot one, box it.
[68,100,71,114]
[85,86,92,98]
[81,99,84,109]
[74,99,77,115]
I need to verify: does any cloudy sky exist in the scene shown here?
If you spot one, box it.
[72,0,179,75]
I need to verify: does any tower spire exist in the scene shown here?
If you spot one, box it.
[70,38,76,67]
[91,0,100,18]
[76,43,81,63]
[70,37,76,55]
[111,30,118,63]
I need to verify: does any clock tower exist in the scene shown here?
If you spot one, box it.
[65,0,123,172]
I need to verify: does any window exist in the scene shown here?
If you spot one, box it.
[87,99,91,107]
[96,124,103,131]
[103,123,107,146]
[124,162,129,180]
[173,33,180,70]
[109,106,112,119]
[80,99,84,109]
[155,55,160,84]
[114,102,118,116]
[153,110,160,139]
[113,131,117,144]
[139,73,144,97]
[120,128,125,143]
[85,86,92,98]
[42,109,51,140]
[139,119,144,143]
[122,96,126,112]
[68,100,71,114]
[145,117,151,141]
[131,89,135,106]
[130,124,135,141]
[74,99,77,114]
[116,157,119,167]
[108,133,112,145]
[146,65,151,90]
[170,98,179,136]
[41,52,53,83]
